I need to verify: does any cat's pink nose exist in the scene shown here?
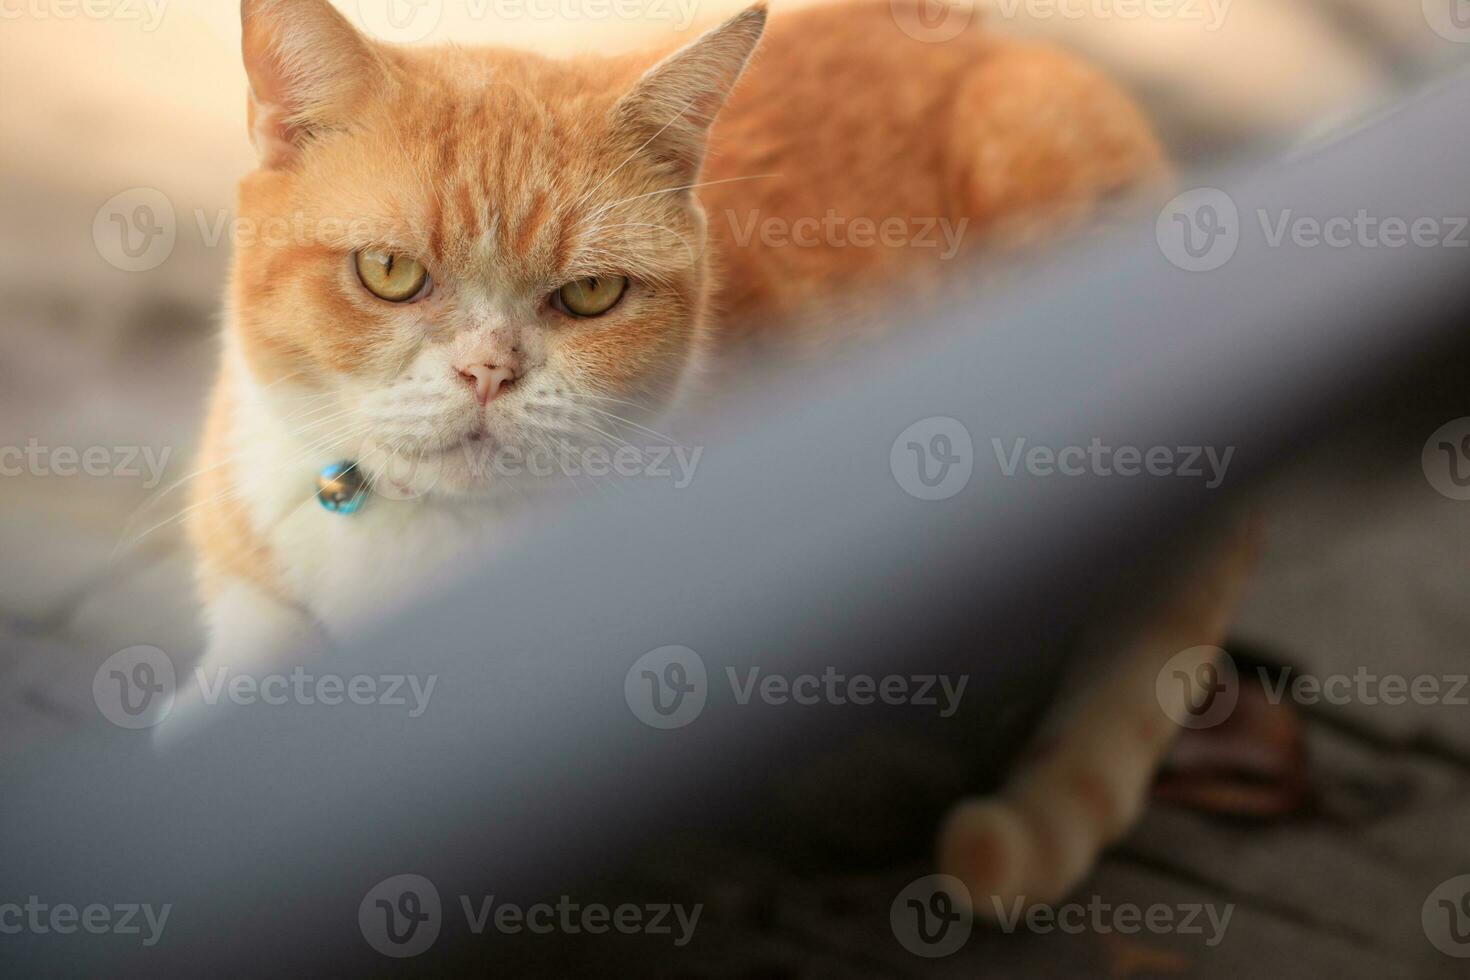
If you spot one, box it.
[457,362,518,406]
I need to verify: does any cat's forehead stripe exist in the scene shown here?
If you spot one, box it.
[454,181,481,243]
[410,93,572,273]
[397,80,695,283]
[511,192,553,257]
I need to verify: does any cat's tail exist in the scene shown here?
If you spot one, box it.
[936,515,1262,916]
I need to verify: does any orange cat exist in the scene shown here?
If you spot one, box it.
[185,0,1245,918]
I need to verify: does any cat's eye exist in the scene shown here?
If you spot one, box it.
[553,276,628,318]
[355,250,430,303]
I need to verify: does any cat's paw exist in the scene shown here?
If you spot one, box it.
[153,580,329,752]
[937,799,1038,919]
[938,799,1025,915]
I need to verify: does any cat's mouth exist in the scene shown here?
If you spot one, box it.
[344,425,498,501]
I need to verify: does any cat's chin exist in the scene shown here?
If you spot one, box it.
[360,436,573,505]
[360,440,505,504]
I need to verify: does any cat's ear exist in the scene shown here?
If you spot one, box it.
[240,0,388,169]
[613,3,767,182]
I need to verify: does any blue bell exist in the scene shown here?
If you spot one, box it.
[317,461,367,515]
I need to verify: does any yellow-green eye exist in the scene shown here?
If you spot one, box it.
[555,276,628,318]
[355,250,429,303]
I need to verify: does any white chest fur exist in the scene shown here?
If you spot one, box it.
[226,347,514,638]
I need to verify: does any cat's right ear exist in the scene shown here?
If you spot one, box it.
[241,0,387,169]
[612,4,767,183]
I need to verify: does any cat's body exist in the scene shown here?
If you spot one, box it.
[701,5,1167,335]
[187,0,1249,916]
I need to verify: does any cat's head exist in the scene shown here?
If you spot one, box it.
[230,0,765,498]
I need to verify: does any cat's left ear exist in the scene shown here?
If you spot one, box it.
[613,3,767,182]
[241,0,389,169]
